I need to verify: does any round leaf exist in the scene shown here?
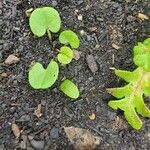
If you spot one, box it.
[60,79,79,99]
[59,30,80,48]
[57,46,73,64]
[29,60,59,89]
[29,7,61,37]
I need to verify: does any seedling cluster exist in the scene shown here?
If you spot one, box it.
[107,38,150,129]
[28,7,80,99]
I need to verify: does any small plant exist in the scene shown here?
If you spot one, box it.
[107,38,150,130]
[28,6,80,99]
[60,79,79,99]
[57,46,73,65]
[29,60,59,89]
[29,7,61,41]
[59,30,80,49]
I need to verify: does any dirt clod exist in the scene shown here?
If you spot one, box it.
[4,54,19,65]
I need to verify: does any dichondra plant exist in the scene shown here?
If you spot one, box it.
[107,38,150,130]
[28,6,80,99]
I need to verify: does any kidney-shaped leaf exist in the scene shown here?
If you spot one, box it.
[29,60,59,89]
[57,46,73,64]
[29,7,61,37]
[59,30,80,48]
[60,79,79,99]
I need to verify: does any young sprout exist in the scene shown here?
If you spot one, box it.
[108,38,150,130]
[57,46,73,65]
[59,30,80,49]
[60,79,80,99]
[29,60,59,89]
[29,7,61,42]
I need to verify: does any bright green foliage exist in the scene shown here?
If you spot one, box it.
[59,30,80,48]
[60,79,79,99]
[57,46,73,65]
[108,38,150,130]
[29,60,59,89]
[134,38,150,71]
[29,7,61,37]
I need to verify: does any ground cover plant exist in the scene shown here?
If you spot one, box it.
[28,6,80,99]
[107,38,150,130]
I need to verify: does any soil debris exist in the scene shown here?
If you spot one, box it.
[86,54,98,73]
[138,13,149,20]
[89,113,96,120]
[73,50,81,60]
[5,54,20,65]
[112,43,120,50]
[64,126,101,150]
[11,121,21,139]
[33,104,42,118]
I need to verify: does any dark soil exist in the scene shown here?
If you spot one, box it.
[0,0,150,149]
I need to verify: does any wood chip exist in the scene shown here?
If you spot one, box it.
[64,126,101,150]
[33,104,42,118]
[5,54,20,65]
[138,13,149,20]
[112,43,120,50]
[89,27,97,32]
[89,113,96,120]
[12,121,21,138]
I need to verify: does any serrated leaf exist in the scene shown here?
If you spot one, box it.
[29,60,59,89]
[57,46,73,64]
[107,84,132,99]
[60,79,79,99]
[59,30,80,48]
[115,68,140,83]
[29,7,61,37]
[134,53,150,71]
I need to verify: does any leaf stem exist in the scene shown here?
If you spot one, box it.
[47,29,52,43]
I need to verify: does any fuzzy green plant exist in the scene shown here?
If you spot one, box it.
[107,38,150,130]
[28,6,80,100]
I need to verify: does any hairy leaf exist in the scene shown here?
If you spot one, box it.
[57,46,73,64]
[29,60,59,89]
[60,79,79,99]
[59,30,80,48]
[29,7,61,37]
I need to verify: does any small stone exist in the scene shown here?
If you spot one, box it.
[86,54,98,73]
[73,50,81,60]
[51,1,58,7]
[80,30,86,36]
[50,127,59,139]
[18,115,30,122]
[78,14,83,21]
[1,72,7,77]
[5,54,19,65]
[30,140,44,150]
[89,113,96,120]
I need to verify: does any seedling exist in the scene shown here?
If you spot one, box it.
[29,7,61,42]
[60,79,79,99]
[28,6,80,99]
[29,60,59,89]
[107,38,150,130]
[57,46,73,65]
[59,30,80,49]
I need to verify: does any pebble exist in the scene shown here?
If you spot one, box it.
[86,54,98,73]
[73,50,81,60]
[51,1,58,7]
[50,127,59,139]
[4,54,19,65]
[30,140,44,150]
[78,14,83,21]
[18,115,30,122]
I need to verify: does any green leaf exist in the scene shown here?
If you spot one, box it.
[60,79,79,99]
[29,60,59,89]
[29,7,61,37]
[143,38,150,47]
[115,68,140,83]
[107,84,132,99]
[59,30,80,48]
[134,53,150,71]
[57,46,73,64]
